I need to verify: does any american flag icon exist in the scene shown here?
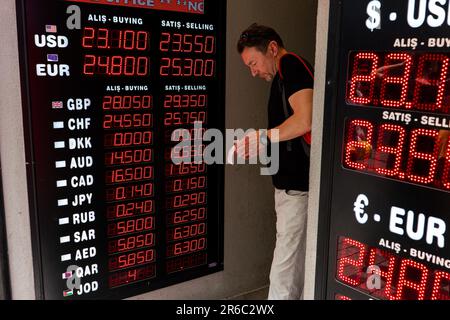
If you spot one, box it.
[52,101,63,109]
[46,25,57,33]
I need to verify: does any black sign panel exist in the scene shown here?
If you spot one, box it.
[16,0,225,300]
[318,0,450,300]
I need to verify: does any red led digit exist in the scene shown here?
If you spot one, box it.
[204,59,215,77]
[337,238,367,286]
[123,56,135,76]
[375,124,406,177]
[344,120,374,170]
[160,32,170,51]
[113,96,123,109]
[110,29,122,49]
[406,129,439,185]
[136,31,149,51]
[164,95,173,108]
[394,259,428,300]
[380,53,413,108]
[442,139,450,190]
[110,56,123,75]
[184,58,194,77]
[431,271,450,300]
[83,55,96,75]
[82,27,95,48]
[348,52,379,105]
[160,57,170,76]
[97,28,109,49]
[123,30,135,50]
[97,55,110,74]
[172,33,182,52]
[368,248,396,300]
[413,54,449,112]
[204,36,215,54]
[193,35,204,53]
[172,58,182,76]
[103,96,112,110]
[183,34,193,52]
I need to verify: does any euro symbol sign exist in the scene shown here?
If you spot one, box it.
[354,194,369,224]
[366,0,381,32]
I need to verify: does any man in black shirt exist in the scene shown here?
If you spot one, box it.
[236,24,313,300]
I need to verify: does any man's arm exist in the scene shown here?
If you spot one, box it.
[268,88,313,142]
[235,88,313,159]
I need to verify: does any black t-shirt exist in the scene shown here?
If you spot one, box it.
[268,53,314,191]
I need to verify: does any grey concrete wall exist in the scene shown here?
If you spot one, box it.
[0,0,35,300]
[0,0,318,299]
[304,0,330,300]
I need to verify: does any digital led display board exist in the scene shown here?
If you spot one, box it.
[16,0,225,300]
[317,0,450,300]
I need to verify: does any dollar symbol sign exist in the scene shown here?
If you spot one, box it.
[366,0,381,32]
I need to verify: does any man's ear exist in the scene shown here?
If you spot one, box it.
[269,41,278,57]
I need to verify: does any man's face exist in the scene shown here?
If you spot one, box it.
[241,46,276,82]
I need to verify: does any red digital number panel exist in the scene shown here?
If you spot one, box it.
[160,33,215,54]
[346,52,450,114]
[106,200,154,220]
[84,55,149,76]
[109,264,156,288]
[103,95,152,110]
[82,27,150,51]
[107,216,155,237]
[167,223,207,242]
[109,249,156,271]
[336,237,450,300]
[166,237,207,258]
[343,119,450,192]
[160,58,215,77]
[166,252,208,274]
[166,207,207,226]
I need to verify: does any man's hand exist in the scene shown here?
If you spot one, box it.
[235,130,266,160]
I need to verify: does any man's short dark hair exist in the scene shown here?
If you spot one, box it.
[237,23,285,54]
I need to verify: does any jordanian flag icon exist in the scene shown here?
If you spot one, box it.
[63,289,73,297]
